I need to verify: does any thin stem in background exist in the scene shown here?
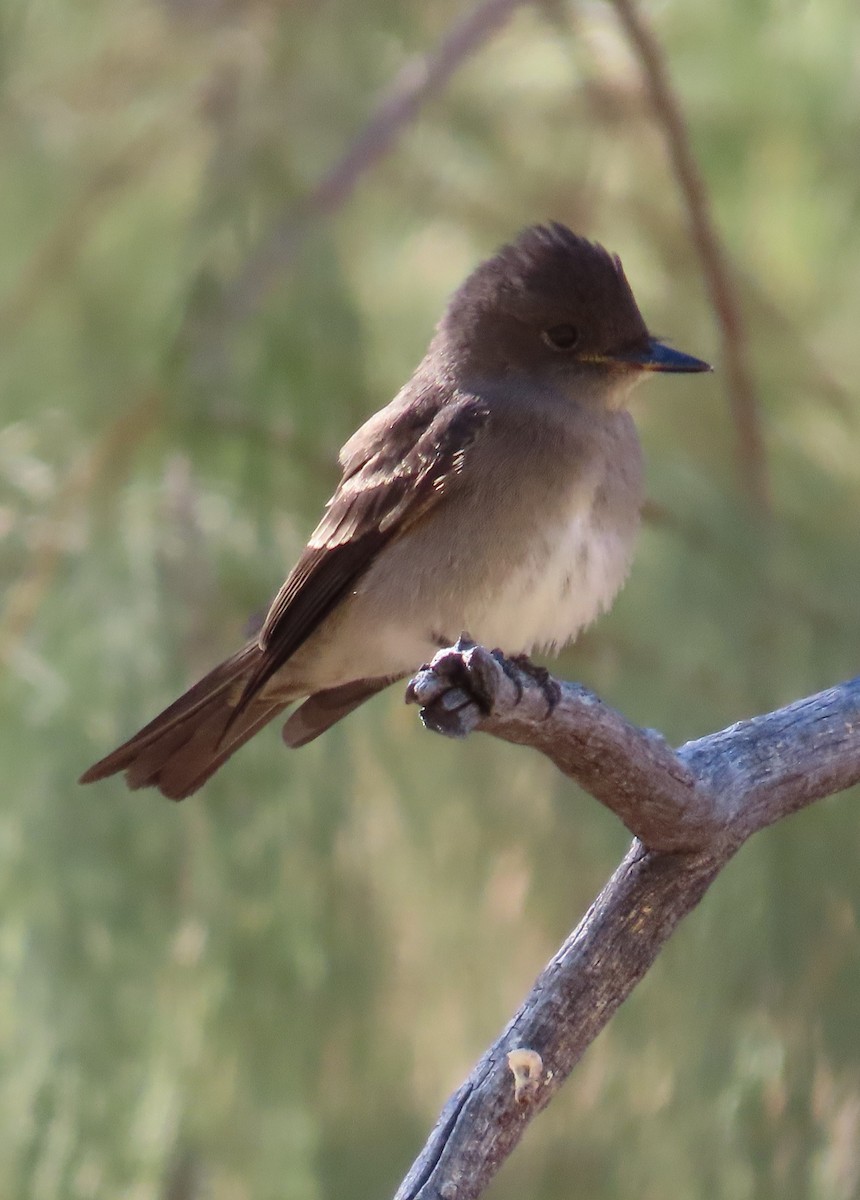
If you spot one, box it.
[218,0,533,327]
[609,0,769,514]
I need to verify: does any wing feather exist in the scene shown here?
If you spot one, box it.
[230,391,489,718]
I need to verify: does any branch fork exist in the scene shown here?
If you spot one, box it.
[397,640,860,1200]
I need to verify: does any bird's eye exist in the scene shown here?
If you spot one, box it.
[542,324,580,351]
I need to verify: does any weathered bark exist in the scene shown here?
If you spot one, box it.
[394,641,860,1200]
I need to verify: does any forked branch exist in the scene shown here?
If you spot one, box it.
[394,642,860,1200]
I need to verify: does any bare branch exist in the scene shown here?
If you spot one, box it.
[397,643,860,1199]
[395,842,722,1200]
[680,678,860,833]
[609,0,769,514]
[407,640,707,852]
[408,641,860,851]
[219,0,532,327]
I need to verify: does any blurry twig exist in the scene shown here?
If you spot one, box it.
[622,192,859,423]
[217,0,532,327]
[609,0,770,514]
[0,130,177,335]
[641,499,851,636]
[0,391,162,661]
[741,271,858,423]
[204,407,336,476]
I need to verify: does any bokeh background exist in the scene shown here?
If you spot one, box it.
[2,1,860,1197]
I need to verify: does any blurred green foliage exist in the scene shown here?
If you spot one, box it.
[2,1,860,1197]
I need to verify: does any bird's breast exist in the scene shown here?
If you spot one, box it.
[467,493,639,655]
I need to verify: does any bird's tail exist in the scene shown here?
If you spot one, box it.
[79,642,290,801]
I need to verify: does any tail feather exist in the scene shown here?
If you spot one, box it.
[127,698,287,799]
[79,642,289,800]
[281,676,401,749]
[80,645,404,798]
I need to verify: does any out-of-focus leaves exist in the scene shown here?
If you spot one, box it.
[2,1,859,1197]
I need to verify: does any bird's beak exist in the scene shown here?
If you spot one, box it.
[610,338,712,373]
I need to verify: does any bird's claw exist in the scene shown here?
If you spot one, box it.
[509,654,562,716]
[405,632,496,739]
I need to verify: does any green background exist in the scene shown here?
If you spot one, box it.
[2,1,859,1197]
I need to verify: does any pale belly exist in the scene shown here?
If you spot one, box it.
[464,504,636,655]
[287,497,639,695]
[282,413,642,691]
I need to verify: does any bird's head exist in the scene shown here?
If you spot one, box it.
[435,223,710,405]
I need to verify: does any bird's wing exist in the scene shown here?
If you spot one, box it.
[231,391,489,717]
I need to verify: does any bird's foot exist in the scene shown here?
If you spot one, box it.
[508,654,562,717]
[406,638,563,736]
[405,633,498,738]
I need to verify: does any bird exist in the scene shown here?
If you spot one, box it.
[80,222,710,800]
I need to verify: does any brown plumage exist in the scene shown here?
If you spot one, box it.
[80,223,709,799]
